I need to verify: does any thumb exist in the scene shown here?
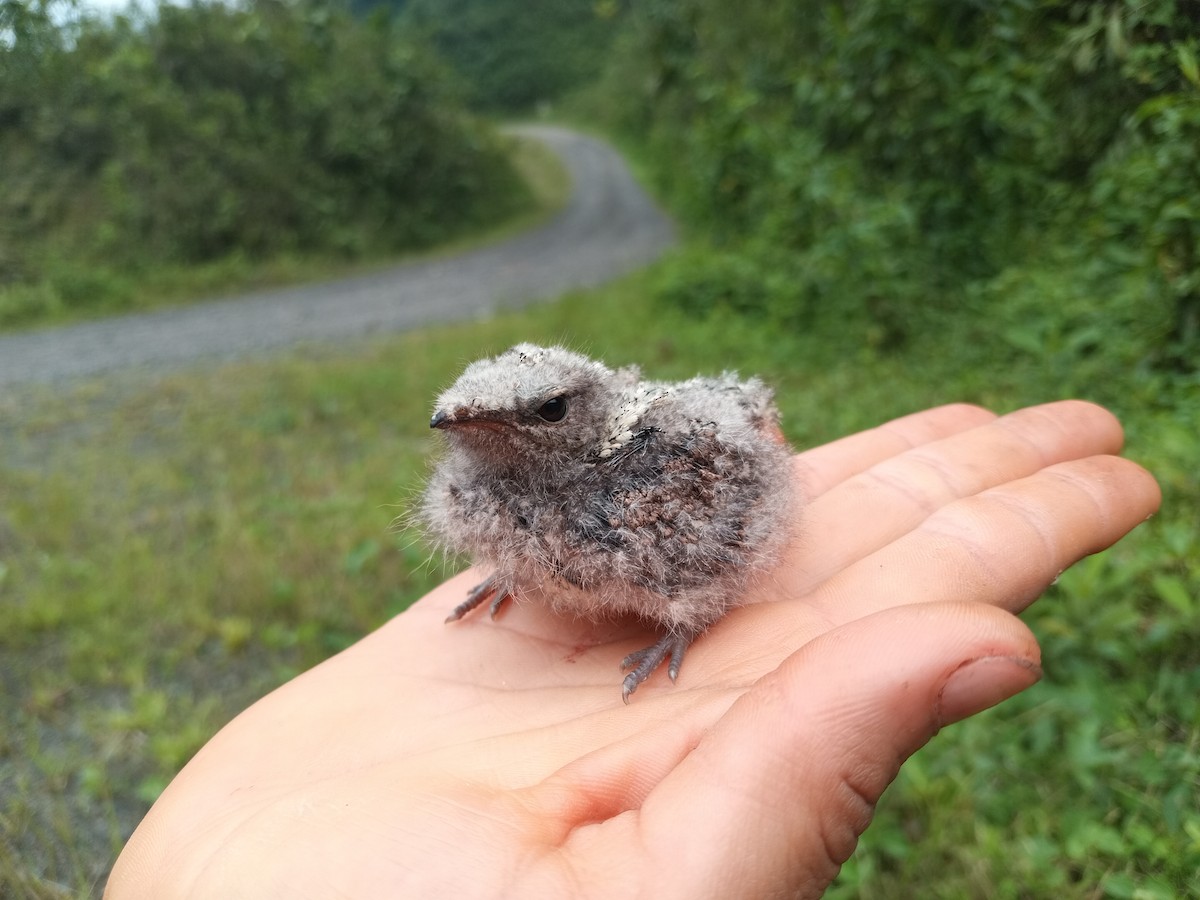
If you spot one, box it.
[642,601,1042,899]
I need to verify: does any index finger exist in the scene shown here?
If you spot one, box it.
[794,403,998,499]
[784,400,1128,593]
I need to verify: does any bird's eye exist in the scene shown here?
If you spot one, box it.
[536,396,568,422]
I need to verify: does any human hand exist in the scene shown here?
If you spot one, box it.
[104,401,1160,899]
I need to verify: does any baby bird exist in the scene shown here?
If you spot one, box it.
[422,344,796,702]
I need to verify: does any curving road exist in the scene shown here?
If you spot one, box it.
[0,126,675,387]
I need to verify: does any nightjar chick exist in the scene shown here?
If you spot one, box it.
[422,344,797,702]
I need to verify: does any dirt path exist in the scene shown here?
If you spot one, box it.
[0,126,675,388]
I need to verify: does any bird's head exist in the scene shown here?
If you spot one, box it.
[430,344,631,465]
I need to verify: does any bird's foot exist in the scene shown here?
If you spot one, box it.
[620,631,694,704]
[445,575,511,623]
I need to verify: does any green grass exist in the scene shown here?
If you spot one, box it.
[2,266,1197,897]
[0,131,570,334]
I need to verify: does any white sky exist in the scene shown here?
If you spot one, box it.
[74,0,206,13]
[76,0,150,10]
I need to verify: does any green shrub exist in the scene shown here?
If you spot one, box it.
[398,0,625,113]
[609,0,1200,366]
[0,0,531,314]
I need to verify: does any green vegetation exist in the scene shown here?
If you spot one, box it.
[0,0,533,328]
[397,0,626,113]
[602,0,1200,368]
[1,0,1197,897]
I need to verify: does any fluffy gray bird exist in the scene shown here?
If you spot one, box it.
[422,344,796,702]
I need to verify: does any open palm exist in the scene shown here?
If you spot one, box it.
[105,401,1160,899]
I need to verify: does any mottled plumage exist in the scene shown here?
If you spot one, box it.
[422,344,796,701]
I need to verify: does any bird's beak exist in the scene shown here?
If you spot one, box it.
[430,407,503,430]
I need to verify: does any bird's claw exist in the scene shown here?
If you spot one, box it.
[620,632,692,703]
[445,576,511,623]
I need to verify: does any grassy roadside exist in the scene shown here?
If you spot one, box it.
[2,257,1197,895]
[0,131,570,335]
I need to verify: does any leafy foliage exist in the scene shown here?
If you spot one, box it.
[396,0,626,112]
[0,0,531,323]
[606,0,1200,365]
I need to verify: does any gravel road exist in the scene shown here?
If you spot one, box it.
[0,125,675,388]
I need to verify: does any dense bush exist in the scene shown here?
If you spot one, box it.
[398,0,625,113]
[0,0,531,320]
[606,0,1200,365]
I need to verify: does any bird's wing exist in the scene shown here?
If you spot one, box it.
[567,425,772,596]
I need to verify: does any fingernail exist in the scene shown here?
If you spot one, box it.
[937,656,1042,727]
